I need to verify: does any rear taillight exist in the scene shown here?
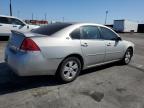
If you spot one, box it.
[20,38,40,51]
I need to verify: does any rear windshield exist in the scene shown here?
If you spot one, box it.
[31,23,72,36]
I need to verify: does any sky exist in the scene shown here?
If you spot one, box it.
[0,0,144,24]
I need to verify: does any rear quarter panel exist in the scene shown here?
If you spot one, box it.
[32,37,83,60]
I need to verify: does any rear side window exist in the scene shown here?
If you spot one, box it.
[100,27,118,40]
[0,17,10,24]
[81,26,101,39]
[32,23,72,36]
[70,28,81,39]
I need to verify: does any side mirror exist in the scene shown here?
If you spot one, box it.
[20,23,26,27]
[27,25,29,29]
[116,37,122,41]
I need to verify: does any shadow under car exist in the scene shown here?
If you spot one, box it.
[0,61,120,95]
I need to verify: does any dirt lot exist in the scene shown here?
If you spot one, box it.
[0,33,144,108]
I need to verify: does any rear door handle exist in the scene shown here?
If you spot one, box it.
[107,43,111,46]
[13,25,17,27]
[0,24,2,26]
[81,43,88,47]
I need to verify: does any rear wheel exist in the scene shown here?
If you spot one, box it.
[121,48,133,65]
[57,57,81,83]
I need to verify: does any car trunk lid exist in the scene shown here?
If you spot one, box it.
[8,30,42,51]
[8,30,26,49]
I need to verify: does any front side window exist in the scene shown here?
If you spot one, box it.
[0,17,10,24]
[70,28,81,39]
[81,26,101,39]
[100,27,118,40]
[10,18,24,25]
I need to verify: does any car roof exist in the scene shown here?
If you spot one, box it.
[72,23,106,27]
[0,15,19,19]
[63,22,110,31]
[52,22,107,28]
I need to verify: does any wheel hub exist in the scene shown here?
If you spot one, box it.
[63,61,78,80]
[125,51,131,63]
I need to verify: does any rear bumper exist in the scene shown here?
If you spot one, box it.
[5,47,62,76]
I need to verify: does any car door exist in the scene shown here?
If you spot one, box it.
[99,27,124,62]
[10,18,28,32]
[0,17,12,36]
[80,26,105,67]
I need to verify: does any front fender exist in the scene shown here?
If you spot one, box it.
[123,40,135,54]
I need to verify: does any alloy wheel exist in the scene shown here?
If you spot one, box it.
[124,50,132,64]
[62,61,79,80]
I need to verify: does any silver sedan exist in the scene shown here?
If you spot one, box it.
[5,23,134,83]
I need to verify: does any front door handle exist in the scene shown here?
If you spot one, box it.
[0,24,2,26]
[81,43,88,47]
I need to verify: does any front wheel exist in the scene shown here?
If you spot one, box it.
[57,57,81,83]
[121,48,133,65]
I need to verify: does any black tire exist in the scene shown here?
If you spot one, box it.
[57,57,81,83]
[121,48,133,65]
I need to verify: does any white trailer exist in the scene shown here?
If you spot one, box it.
[113,20,138,32]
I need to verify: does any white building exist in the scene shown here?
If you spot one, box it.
[113,19,138,32]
